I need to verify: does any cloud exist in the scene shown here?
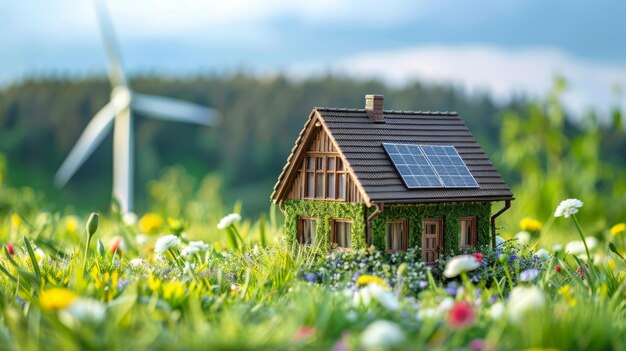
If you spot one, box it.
[293,45,626,117]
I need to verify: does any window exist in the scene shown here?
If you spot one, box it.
[304,155,348,200]
[332,220,352,248]
[386,220,408,252]
[298,217,317,244]
[460,217,477,248]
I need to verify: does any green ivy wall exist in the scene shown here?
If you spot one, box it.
[283,199,491,255]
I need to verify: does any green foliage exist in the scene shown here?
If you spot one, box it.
[283,199,367,250]
[370,202,491,257]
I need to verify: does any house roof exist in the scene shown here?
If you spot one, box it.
[271,106,514,205]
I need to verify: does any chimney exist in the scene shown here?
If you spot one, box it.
[365,94,384,123]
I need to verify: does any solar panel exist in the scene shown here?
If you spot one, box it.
[383,143,479,189]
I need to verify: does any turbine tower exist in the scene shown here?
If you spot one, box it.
[54,0,218,213]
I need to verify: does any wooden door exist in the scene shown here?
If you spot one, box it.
[422,218,443,264]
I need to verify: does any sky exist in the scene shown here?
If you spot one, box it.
[2,0,626,115]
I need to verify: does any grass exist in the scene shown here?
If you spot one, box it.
[0,202,625,351]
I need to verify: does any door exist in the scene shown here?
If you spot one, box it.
[422,218,443,264]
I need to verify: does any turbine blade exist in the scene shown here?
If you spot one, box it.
[93,0,127,88]
[132,94,219,126]
[54,102,117,187]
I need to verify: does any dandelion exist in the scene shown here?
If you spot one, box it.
[610,223,626,237]
[139,213,164,234]
[608,259,616,270]
[64,216,79,234]
[40,288,77,310]
[443,255,480,278]
[35,248,46,263]
[507,286,545,323]
[10,213,21,228]
[520,217,543,232]
[360,320,405,349]
[181,240,210,257]
[447,301,475,329]
[558,285,576,307]
[554,198,584,218]
[356,275,389,289]
[519,268,541,282]
[154,234,179,254]
[217,213,242,229]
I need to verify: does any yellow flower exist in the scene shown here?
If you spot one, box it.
[608,259,616,270]
[356,275,390,289]
[520,217,543,232]
[610,223,626,237]
[557,285,576,307]
[64,216,79,235]
[39,288,77,310]
[10,213,21,228]
[139,213,164,234]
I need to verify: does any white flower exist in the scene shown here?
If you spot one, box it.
[136,234,150,246]
[515,231,531,244]
[35,248,47,263]
[181,241,209,257]
[554,198,584,218]
[122,212,138,226]
[495,236,506,246]
[66,298,106,322]
[217,213,241,229]
[519,268,541,282]
[129,258,145,267]
[353,284,399,311]
[552,244,563,252]
[443,255,480,278]
[154,234,179,254]
[507,286,545,323]
[565,237,598,255]
[534,248,551,261]
[490,302,505,319]
[360,320,405,349]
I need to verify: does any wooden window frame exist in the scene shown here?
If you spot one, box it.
[459,216,477,249]
[331,219,353,250]
[386,219,409,253]
[297,217,317,245]
[303,153,347,201]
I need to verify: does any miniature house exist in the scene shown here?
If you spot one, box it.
[270,95,513,263]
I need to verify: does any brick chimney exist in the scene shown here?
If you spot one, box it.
[365,94,384,123]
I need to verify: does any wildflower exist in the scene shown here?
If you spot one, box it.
[552,244,563,252]
[154,234,179,254]
[332,332,350,351]
[555,265,562,273]
[34,248,46,263]
[6,242,14,256]
[558,285,576,307]
[469,339,486,351]
[515,231,531,244]
[40,288,77,310]
[63,298,106,322]
[10,213,21,228]
[64,216,79,234]
[489,302,505,319]
[520,217,543,232]
[610,223,626,237]
[292,326,316,342]
[122,212,138,226]
[443,255,480,278]
[507,286,545,323]
[129,258,145,267]
[217,213,242,229]
[181,240,210,256]
[354,284,399,311]
[554,198,583,218]
[565,237,598,255]
[577,263,590,277]
[360,320,405,349]
[356,275,389,289]
[608,259,616,270]
[473,252,484,263]
[534,248,551,261]
[519,268,541,282]
[139,213,164,234]
[447,301,475,329]
[110,236,125,254]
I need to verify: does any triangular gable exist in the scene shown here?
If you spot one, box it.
[270,109,371,206]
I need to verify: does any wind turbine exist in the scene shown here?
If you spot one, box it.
[54,0,218,213]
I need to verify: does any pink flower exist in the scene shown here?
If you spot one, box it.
[473,252,484,263]
[293,326,316,342]
[469,339,485,350]
[448,301,475,328]
[577,263,589,277]
[332,332,350,351]
[6,242,14,256]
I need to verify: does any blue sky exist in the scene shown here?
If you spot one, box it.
[2,0,626,114]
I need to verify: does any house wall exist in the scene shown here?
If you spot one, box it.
[283,199,367,250]
[369,202,492,258]
[286,127,364,203]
